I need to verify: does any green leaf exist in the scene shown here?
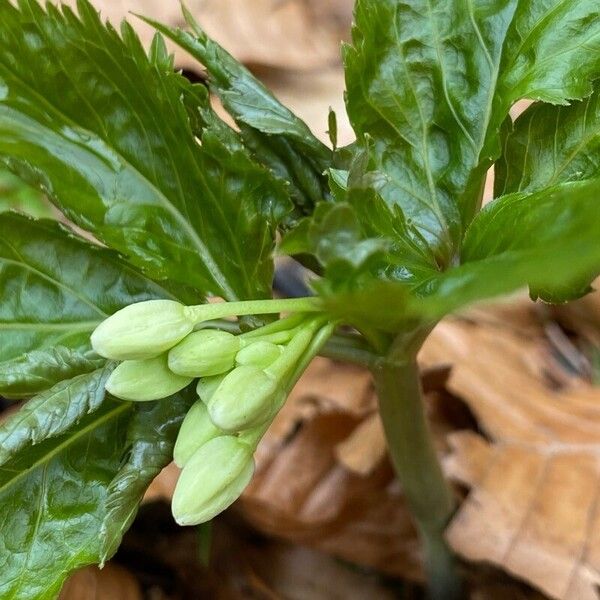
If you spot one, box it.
[0,364,114,462]
[323,179,600,328]
[424,179,600,313]
[498,1,600,106]
[0,169,52,218]
[495,87,600,195]
[141,9,332,220]
[0,370,193,599]
[343,0,600,269]
[0,212,175,397]
[344,0,517,266]
[99,395,193,560]
[0,0,287,301]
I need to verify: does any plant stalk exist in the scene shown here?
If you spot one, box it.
[373,355,462,600]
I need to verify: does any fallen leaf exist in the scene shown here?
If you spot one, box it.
[420,298,600,600]
[59,564,141,600]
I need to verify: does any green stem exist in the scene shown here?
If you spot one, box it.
[373,356,462,600]
[186,297,322,324]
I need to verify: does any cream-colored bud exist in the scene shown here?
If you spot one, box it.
[207,365,278,432]
[168,330,240,377]
[91,300,195,360]
[235,341,282,369]
[171,436,254,525]
[106,355,192,401]
[173,400,222,467]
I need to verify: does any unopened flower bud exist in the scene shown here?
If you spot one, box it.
[106,355,192,401]
[207,365,279,432]
[173,400,221,467]
[91,300,196,360]
[235,341,282,369]
[168,330,240,377]
[196,374,226,402]
[172,436,254,525]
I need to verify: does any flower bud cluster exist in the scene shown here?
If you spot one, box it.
[90,299,333,526]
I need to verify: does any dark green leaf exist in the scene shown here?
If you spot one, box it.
[100,393,194,560]
[0,371,193,599]
[495,87,600,195]
[343,0,600,269]
[0,364,114,462]
[0,212,175,397]
[323,179,600,327]
[142,9,332,219]
[498,1,600,106]
[0,0,287,300]
[344,0,517,266]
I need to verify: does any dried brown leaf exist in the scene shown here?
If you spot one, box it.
[59,564,141,600]
[421,302,600,600]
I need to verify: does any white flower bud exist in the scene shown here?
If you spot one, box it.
[168,330,240,377]
[105,355,192,401]
[91,300,195,360]
[207,365,279,432]
[171,436,254,525]
[173,400,222,467]
[235,341,282,369]
[196,374,226,402]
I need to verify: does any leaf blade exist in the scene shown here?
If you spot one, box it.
[0,0,286,300]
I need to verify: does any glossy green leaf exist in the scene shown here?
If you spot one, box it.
[343,0,600,270]
[0,364,114,462]
[0,169,52,218]
[142,9,332,220]
[0,370,193,599]
[425,178,600,313]
[324,179,600,328]
[99,391,195,561]
[344,0,517,266]
[0,0,287,301]
[495,87,600,195]
[498,1,600,106]
[0,213,175,397]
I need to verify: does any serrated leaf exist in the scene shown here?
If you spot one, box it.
[343,0,600,271]
[498,1,600,106]
[0,212,176,398]
[344,0,517,266]
[424,179,600,313]
[0,364,114,463]
[142,9,332,220]
[0,372,192,600]
[0,0,287,301]
[323,180,600,328]
[495,87,600,196]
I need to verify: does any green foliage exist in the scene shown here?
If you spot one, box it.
[0,0,599,597]
[0,0,288,301]
[0,169,52,218]
[0,366,194,599]
[0,213,177,398]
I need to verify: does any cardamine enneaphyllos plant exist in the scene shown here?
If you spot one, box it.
[0,1,599,598]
